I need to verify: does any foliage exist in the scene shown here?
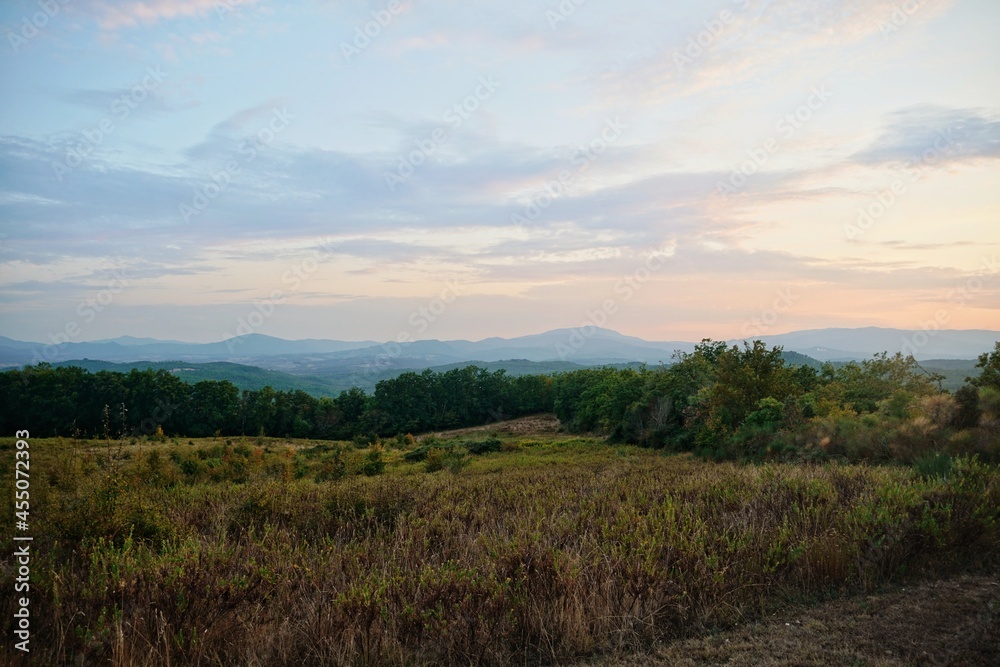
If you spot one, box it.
[552,341,998,465]
[968,341,1000,390]
[462,436,503,455]
[360,447,386,476]
[0,364,553,441]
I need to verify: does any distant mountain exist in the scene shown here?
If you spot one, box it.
[90,336,194,347]
[0,336,38,350]
[331,328,694,366]
[739,327,998,361]
[1,327,996,378]
[0,334,378,367]
[0,328,1000,396]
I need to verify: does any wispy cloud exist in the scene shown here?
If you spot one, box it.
[852,106,1000,165]
[80,0,258,31]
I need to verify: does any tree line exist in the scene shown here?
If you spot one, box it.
[553,340,999,462]
[3,340,997,462]
[0,364,552,441]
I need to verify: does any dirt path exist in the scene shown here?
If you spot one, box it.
[580,575,999,666]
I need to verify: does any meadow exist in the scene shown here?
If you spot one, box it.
[2,423,997,665]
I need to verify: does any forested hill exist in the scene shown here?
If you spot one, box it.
[46,358,598,396]
[51,359,341,397]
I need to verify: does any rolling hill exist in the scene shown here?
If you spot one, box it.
[2,327,994,388]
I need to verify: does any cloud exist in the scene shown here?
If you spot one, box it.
[61,85,174,115]
[184,99,291,160]
[588,0,958,111]
[852,106,1000,166]
[875,240,985,251]
[80,0,257,31]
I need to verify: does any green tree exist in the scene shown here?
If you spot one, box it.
[187,380,240,437]
[240,386,277,436]
[953,341,1000,430]
[702,341,796,434]
[968,341,1000,389]
[819,352,937,414]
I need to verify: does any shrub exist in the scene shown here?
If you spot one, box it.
[424,447,446,472]
[918,394,957,429]
[444,451,468,474]
[314,448,347,482]
[913,452,953,480]
[463,437,503,456]
[404,445,434,463]
[361,448,386,476]
[889,416,940,463]
[392,432,417,448]
[980,386,1000,430]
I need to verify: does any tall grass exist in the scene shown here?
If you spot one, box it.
[2,436,998,665]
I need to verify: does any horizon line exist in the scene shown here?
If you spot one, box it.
[3,324,1000,348]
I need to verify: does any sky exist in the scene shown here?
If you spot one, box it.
[0,0,998,345]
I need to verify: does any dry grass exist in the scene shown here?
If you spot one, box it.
[1,434,998,665]
[584,575,999,667]
[418,413,563,440]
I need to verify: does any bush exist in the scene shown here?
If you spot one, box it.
[918,394,957,428]
[463,437,503,455]
[314,447,347,482]
[404,445,435,463]
[353,433,376,448]
[444,451,468,474]
[424,447,447,472]
[393,432,417,448]
[360,448,386,476]
[913,452,953,480]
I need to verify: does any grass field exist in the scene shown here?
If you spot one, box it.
[2,416,998,665]
[580,575,999,666]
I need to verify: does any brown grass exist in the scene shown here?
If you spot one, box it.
[1,434,998,665]
[419,413,562,440]
[583,575,999,666]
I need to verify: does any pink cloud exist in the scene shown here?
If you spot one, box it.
[82,0,256,31]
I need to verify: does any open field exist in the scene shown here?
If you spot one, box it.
[2,424,998,665]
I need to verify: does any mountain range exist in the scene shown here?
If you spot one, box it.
[3,326,993,396]
[2,327,996,372]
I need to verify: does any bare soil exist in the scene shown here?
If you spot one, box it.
[581,575,999,667]
[419,413,563,440]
